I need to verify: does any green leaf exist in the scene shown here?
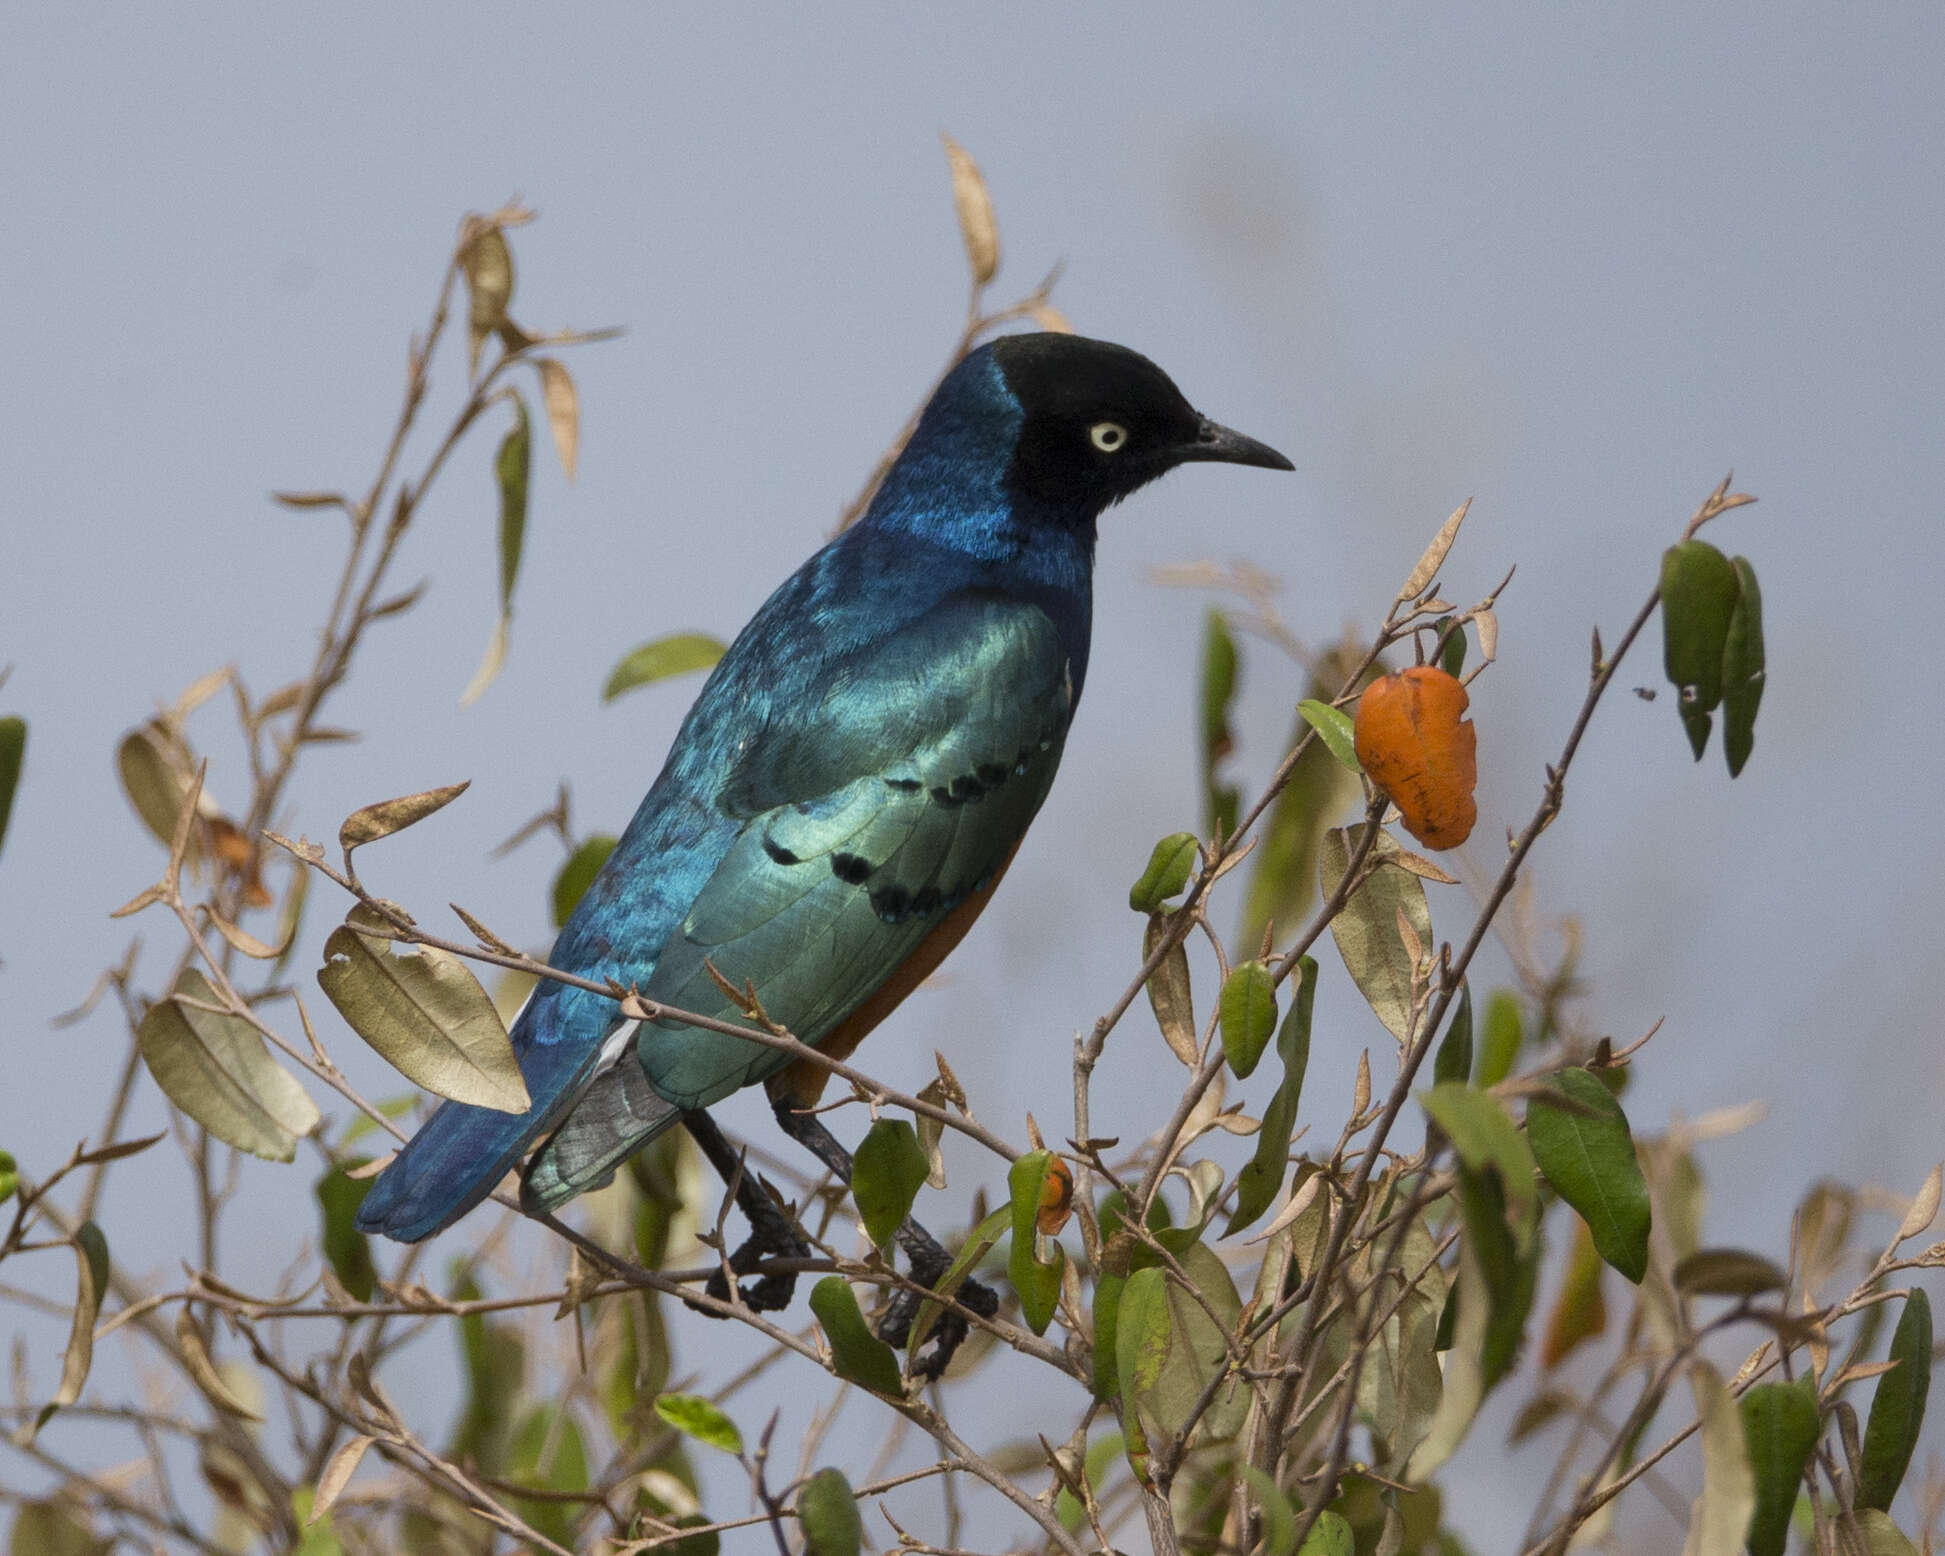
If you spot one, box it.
[338,1094,417,1148]
[315,1168,375,1302]
[1219,960,1278,1078]
[809,1276,904,1396]
[139,968,321,1161]
[451,1271,525,1469]
[551,833,618,928]
[1091,1266,1127,1401]
[0,1150,16,1206]
[1243,1467,1297,1556]
[1672,1248,1787,1298]
[602,633,728,702]
[1433,984,1473,1087]
[1322,827,1434,1043]
[906,1206,1009,1364]
[7,1500,111,1556]
[852,1119,929,1248]
[1436,616,1467,679]
[1685,1359,1755,1556]
[1856,1511,1921,1556]
[1201,610,1241,839]
[291,1487,344,1556]
[1739,1377,1819,1556]
[459,401,532,705]
[1107,1246,1244,1443]
[495,398,531,616]
[1408,1156,1538,1479]
[1474,989,1523,1088]
[318,926,530,1113]
[1114,1265,1172,1416]
[1240,648,1370,948]
[0,715,24,862]
[1298,699,1360,773]
[1008,1150,1065,1335]
[1155,1244,1246,1439]
[506,1402,588,1548]
[798,1467,863,1556]
[1660,539,1740,759]
[1526,1069,1651,1283]
[1721,555,1764,777]
[1858,1288,1931,1511]
[652,1394,743,1455]
[74,1222,109,1315]
[1456,1163,1539,1391]
[1130,832,1199,912]
[1226,956,1315,1235]
[1297,1509,1354,1555]
[1419,1083,1536,1219]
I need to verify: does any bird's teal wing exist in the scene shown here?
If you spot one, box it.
[520,591,1073,1206]
[639,591,1073,1106]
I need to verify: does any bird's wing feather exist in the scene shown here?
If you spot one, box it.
[522,589,1072,1205]
[634,590,1073,1109]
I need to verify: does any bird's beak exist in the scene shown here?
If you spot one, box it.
[1176,417,1295,471]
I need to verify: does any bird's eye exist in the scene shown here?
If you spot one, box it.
[1089,421,1129,453]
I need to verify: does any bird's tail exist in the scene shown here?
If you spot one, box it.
[520,1058,684,1215]
[355,989,619,1243]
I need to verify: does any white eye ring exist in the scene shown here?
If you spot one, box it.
[1089,420,1129,453]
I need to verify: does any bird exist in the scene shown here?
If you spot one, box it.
[355,331,1290,1336]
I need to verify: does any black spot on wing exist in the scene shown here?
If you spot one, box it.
[831,852,873,884]
[762,834,800,866]
[884,776,923,793]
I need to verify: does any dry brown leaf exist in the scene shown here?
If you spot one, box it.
[209,912,286,961]
[175,1308,263,1421]
[311,1434,374,1524]
[941,134,999,287]
[1386,848,1461,885]
[1397,500,1471,603]
[1897,1163,1942,1245]
[535,357,579,481]
[1143,916,1198,1067]
[340,781,470,858]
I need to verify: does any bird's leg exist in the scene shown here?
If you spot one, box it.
[681,1111,808,1314]
[770,1095,999,1377]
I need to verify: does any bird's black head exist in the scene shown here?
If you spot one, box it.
[987,332,1292,515]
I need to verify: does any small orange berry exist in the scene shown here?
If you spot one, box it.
[1353,666,1478,850]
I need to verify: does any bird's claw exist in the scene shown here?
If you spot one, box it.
[704,1215,809,1314]
[877,1271,1000,1380]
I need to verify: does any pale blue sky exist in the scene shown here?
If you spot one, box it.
[4,5,1942,1549]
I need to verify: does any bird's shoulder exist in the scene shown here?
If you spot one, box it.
[719,559,1076,817]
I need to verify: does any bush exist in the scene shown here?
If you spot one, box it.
[4,157,1937,1556]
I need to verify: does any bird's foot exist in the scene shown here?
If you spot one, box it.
[701,1166,810,1313]
[877,1262,1000,1381]
[706,1208,810,1313]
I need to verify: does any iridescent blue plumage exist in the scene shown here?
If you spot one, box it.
[356,335,1289,1242]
